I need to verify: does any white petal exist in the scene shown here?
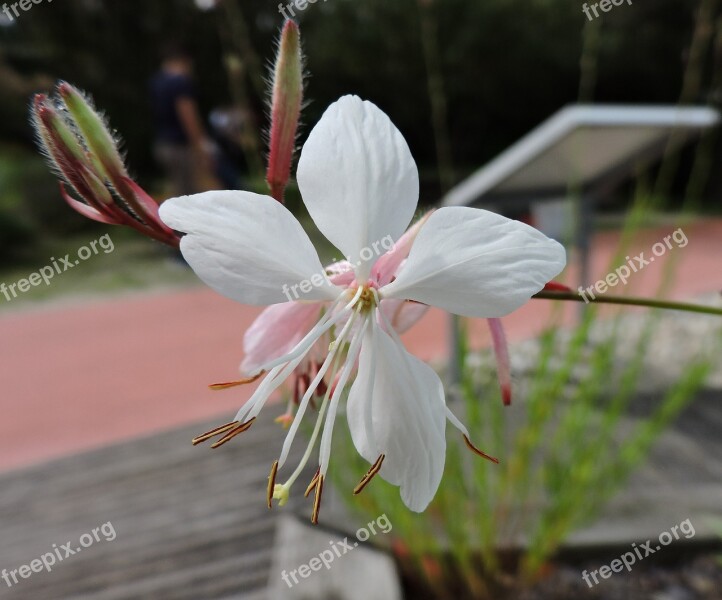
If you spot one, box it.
[347,323,446,512]
[159,191,341,305]
[297,96,419,280]
[381,206,567,318]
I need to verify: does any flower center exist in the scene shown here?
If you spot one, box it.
[351,284,378,314]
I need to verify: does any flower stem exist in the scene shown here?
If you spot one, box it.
[533,290,722,317]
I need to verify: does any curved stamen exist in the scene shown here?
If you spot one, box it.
[233,297,359,426]
[192,421,239,446]
[446,406,499,464]
[277,307,361,469]
[251,289,361,374]
[319,315,369,476]
[278,327,349,490]
[267,460,279,509]
[462,434,499,464]
[353,454,385,495]
[304,468,320,498]
[231,364,285,425]
[209,372,265,390]
[210,418,257,448]
[311,474,324,525]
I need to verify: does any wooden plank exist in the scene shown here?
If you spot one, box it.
[0,410,314,599]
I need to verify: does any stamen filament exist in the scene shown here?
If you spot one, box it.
[304,468,320,498]
[282,373,333,489]
[277,308,360,469]
[209,372,265,390]
[311,474,324,525]
[252,290,360,374]
[235,300,358,425]
[280,317,351,492]
[267,460,279,509]
[210,418,257,449]
[319,314,369,476]
[463,434,499,464]
[192,421,239,446]
[353,454,385,495]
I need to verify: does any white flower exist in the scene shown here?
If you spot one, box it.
[159,95,566,520]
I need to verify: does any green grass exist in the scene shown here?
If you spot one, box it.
[0,229,200,310]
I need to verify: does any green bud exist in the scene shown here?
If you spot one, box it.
[58,81,128,184]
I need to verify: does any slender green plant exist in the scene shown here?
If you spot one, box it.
[328,1,722,595]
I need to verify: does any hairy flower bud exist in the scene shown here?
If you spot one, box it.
[266,19,304,203]
[57,82,128,185]
[30,82,179,247]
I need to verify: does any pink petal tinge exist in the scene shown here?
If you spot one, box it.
[241,301,322,375]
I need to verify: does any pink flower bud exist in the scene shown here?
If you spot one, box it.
[31,95,101,207]
[30,84,180,247]
[266,20,303,203]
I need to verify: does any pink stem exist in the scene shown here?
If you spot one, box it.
[487,318,512,406]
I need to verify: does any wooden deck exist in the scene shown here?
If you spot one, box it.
[0,411,313,600]
[1,387,721,599]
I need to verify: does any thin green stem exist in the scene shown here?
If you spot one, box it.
[534,290,722,316]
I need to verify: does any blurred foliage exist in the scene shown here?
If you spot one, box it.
[0,158,34,262]
[330,247,716,597]
[0,143,121,266]
[1,0,721,263]
[0,0,718,590]
[0,0,719,182]
[324,32,722,586]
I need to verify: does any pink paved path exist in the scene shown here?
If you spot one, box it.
[2,219,721,473]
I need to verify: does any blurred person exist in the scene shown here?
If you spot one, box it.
[209,106,250,190]
[150,43,218,196]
